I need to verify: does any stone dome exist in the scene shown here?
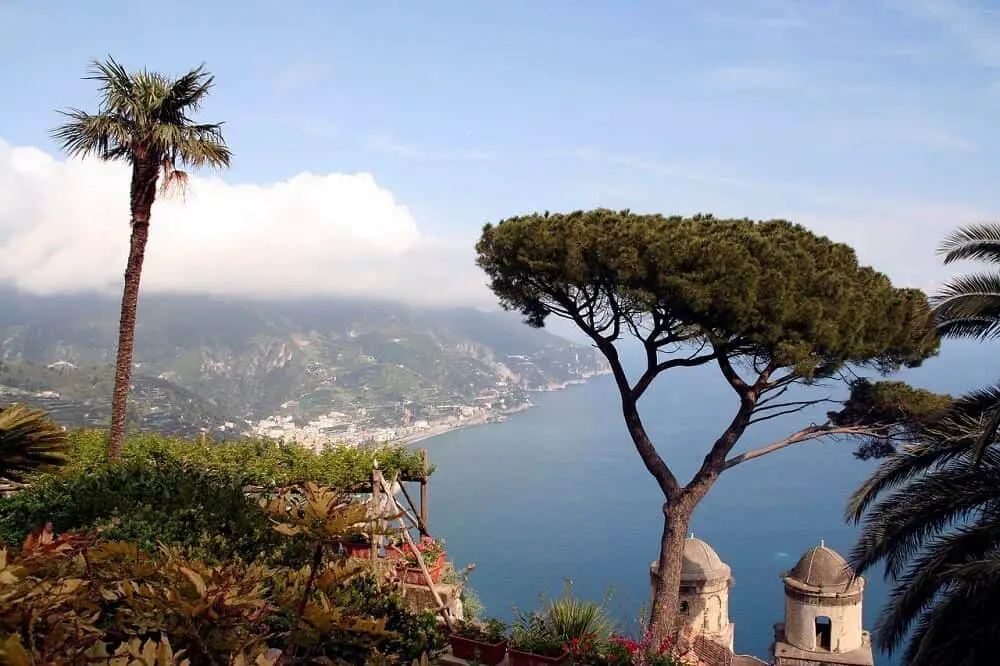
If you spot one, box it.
[785,543,860,592]
[681,536,731,583]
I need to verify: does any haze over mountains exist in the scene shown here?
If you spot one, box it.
[0,289,607,438]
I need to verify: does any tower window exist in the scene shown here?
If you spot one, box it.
[815,616,832,651]
[680,601,689,614]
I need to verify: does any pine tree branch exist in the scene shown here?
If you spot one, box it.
[723,423,882,470]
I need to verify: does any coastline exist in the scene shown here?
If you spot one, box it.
[402,369,609,447]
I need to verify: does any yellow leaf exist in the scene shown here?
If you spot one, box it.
[255,648,284,665]
[179,566,208,598]
[154,637,175,664]
[0,634,33,666]
[272,523,303,537]
[54,577,85,595]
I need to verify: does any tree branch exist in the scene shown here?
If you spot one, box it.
[722,423,885,470]
[716,350,749,395]
[631,351,718,401]
[560,298,682,498]
[747,400,837,426]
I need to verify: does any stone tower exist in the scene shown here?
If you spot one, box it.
[649,535,734,651]
[772,542,874,666]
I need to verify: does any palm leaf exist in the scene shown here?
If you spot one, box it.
[932,384,1000,465]
[871,509,1000,652]
[938,222,1000,264]
[0,403,69,482]
[903,566,1000,666]
[844,438,996,524]
[50,56,231,177]
[849,457,1000,579]
[931,271,1000,336]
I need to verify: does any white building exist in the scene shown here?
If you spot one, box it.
[648,537,872,666]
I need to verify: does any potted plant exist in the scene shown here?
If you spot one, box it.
[342,531,371,557]
[448,618,508,665]
[388,536,448,585]
[508,611,568,666]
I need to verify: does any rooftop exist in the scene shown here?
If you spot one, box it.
[784,541,862,594]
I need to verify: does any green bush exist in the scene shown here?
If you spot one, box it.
[58,429,432,487]
[0,459,313,566]
[0,486,446,665]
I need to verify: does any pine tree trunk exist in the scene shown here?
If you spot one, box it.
[108,161,157,462]
[648,496,695,645]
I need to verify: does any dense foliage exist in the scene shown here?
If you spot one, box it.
[0,459,311,566]
[477,210,936,376]
[0,403,69,483]
[0,430,433,566]
[60,430,432,485]
[0,484,447,665]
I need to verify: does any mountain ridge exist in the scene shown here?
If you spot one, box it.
[0,289,607,439]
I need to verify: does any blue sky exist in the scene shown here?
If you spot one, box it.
[0,0,999,307]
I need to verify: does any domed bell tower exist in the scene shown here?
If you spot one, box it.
[772,541,874,666]
[650,535,734,651]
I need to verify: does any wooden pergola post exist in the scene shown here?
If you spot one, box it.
[418,448,429,535]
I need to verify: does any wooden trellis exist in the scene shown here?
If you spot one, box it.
[369,457,455,630]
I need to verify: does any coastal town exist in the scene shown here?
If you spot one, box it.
[250,374,602,449]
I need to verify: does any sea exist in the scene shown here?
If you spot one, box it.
[409,340,997,665]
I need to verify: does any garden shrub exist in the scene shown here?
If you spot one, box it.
[59,429,432,488]
[0,459,312,566]
[0,483,447,665]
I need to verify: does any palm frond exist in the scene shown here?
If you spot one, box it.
[935,316,1000,340]
[871,510,1000,652]
[931,271,1000,322]
[50,109,134,160]
[844,438,995,524]
[162,63,213,114]
[161,123,231,171]
[84,56,136,115]
[903,566,1000,666]
[0,403,69,483]
[50,56,230,176]
[938,222,1000,264]
[848,458,1000,578]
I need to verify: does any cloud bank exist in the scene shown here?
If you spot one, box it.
[0,140,492,307]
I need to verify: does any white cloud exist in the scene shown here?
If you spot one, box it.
[0,139,492,307]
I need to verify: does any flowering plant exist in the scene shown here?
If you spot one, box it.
[392,536,446,567]
[607,628,680,666]
[603,635,636,664]
[564,632,602,665]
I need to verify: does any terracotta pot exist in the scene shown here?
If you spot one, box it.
[448,635,507,665]
[344,542,371,558]
[399,551,446,585]
[508,649,569,666]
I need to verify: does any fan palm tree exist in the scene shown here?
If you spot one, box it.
[845,429,1000,665]
[0,404,69,483]
[50,57,231,461]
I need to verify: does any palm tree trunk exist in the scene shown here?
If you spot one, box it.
[107,219,149,461]
[108,162,157,462]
